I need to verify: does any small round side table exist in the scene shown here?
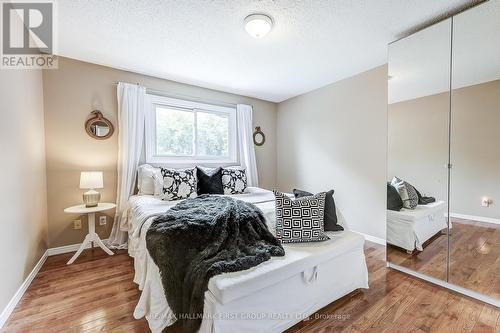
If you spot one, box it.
[63,202,116,265]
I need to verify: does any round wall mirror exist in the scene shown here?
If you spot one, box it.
[253,126,266,146]
[85,110,114,140]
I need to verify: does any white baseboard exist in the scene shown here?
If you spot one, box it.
[388,262,500,308]
[0,238,112,328]
[47,238,109,256]
[449,213,500,225]
[0,250,48,329]
[355,231,386,246]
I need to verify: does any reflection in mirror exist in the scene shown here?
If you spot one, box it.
[449,1,500,299]
[387,19,451,281]
[91,121,111,137]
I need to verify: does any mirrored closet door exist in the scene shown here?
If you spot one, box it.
[387,18,452,282]
[449,1,500,299]
[387,0,499,305]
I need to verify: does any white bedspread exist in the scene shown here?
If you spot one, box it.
[126,187,280,239]
[387,201,448,251]
[126,188,367,332]
[126,187,285,289]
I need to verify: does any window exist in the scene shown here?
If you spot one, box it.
[145,95,238,166]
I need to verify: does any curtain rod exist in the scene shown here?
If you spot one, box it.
[114,81,238,108]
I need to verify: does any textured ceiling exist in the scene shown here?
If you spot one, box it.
[57,0,482,102]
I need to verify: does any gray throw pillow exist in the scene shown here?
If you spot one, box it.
[274,190,330,243]
[293,189,344,232]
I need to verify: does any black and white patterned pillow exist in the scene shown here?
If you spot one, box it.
[221,168,247,194]
[160,167,197,201]
[391,177,418,209]
[273,190,330,243]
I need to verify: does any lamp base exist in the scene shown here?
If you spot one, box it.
[83,189,101,208]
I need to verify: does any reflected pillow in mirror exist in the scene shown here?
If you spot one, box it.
[387,183,404,211]
[391,177,418,209]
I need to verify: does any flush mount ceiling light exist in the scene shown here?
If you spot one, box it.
[244,13,273,38]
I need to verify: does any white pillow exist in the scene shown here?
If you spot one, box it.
[197,166,216,174]
[152,173,164,196]
[137,164,162,196]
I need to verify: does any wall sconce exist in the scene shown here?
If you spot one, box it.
[481,197,493,207]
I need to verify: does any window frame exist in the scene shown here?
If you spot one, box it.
[145,94,238,167]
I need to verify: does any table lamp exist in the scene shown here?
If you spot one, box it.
[80,171,103,207]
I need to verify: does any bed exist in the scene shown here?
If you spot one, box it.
[386,201,448,252]
[125,187,369,333]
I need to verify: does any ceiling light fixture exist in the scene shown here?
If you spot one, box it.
[244,13,273,39]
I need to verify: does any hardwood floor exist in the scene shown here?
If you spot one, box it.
[449,219,500,299]
[387,218,500,299]
[3,241,499,333]
[1,249,149,333]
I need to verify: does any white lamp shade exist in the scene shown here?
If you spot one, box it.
[80,171,104,189]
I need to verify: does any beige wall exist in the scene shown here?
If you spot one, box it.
[276,65,388,240]
[388,91,450,203]
[43,57,277,248]
[389,79,500,219]
[0,70,48,312]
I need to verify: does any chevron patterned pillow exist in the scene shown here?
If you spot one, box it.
[273,190,330,243]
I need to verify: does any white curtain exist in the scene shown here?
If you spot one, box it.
[236,104,259,187]
[107,82,146,249]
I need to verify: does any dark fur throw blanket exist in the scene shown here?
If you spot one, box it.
[146,195,285,333]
